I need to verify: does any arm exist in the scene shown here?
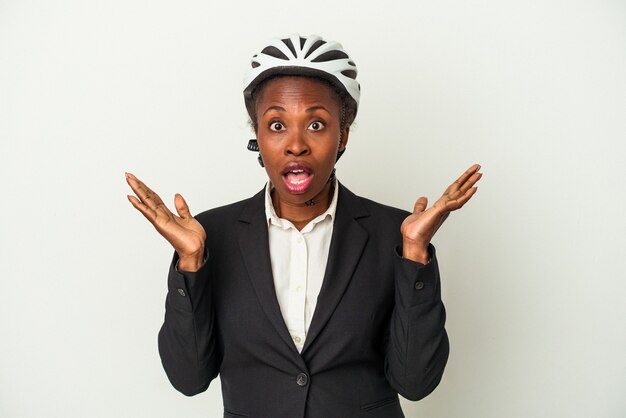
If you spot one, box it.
[384,244,449,401]
[125,172,219,395]
[385,164,482,400]
[158,249,221,396]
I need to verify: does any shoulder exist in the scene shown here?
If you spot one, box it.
[359,195,410,221]
[338,183,409,227]
[193,188,265,229]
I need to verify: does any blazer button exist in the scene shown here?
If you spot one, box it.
[177,288,186,297]
[414,281,425,290]
[296,373,308,386]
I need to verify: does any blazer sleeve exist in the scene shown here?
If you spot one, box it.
[384,243,450,401]
[157,249,220,396]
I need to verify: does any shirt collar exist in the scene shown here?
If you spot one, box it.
[264,177,339,231]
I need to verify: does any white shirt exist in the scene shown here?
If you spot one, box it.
[264,178,338,353]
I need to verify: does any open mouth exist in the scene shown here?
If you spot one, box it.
[282,163,313,194]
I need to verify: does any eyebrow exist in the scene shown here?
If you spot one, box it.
[262,105,330,116]
[305,105,329,113]
[263,106,285,116]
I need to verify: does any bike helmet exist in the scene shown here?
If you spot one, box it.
[243,34,360,120]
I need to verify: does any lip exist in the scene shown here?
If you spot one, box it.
[281,161,314,194]
[281,161,313,175]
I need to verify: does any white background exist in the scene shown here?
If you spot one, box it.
[1,1,625,417]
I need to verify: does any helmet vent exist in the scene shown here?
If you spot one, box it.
[243,34,360,119]
[261,46,289,60]
[281,38,297,57]
[304,40,326,58]
[341,70,357,79]
[311,50,349,63]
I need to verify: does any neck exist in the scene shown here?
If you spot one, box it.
[272,181,334,230]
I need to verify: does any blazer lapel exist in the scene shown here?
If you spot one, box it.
[301,183,370,353]
[237,190,298,354]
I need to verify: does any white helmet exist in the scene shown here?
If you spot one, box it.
[243,34,360,119]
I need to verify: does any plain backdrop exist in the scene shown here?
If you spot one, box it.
[1,1,625,417]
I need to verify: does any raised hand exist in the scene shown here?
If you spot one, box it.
[400,164,482,263]
[125,172,206,271]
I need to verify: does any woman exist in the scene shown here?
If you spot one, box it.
[126,34,481,418]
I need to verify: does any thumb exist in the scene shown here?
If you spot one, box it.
[174,193,192,219]
[413,196,428,214]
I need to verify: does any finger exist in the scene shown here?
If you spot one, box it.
[125,173,166,211]
[127,194,157,223]
[446,186,478,210]
[458,172,483,194]
[126,173,154,203]
[413,196,428,214]
[446,164,481,194]
[174,193,192,219]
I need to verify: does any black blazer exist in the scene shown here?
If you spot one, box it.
[158,183,449,418]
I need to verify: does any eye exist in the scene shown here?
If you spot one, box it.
[308,121,325,131]
[269,121,285,132]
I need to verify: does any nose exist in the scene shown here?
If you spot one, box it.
[285,129,310,157]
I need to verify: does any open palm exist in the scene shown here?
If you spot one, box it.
[126,173,206,261]
[401,164,482,261]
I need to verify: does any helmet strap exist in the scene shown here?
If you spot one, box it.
[247,139,265,167]
[336,102,346,161]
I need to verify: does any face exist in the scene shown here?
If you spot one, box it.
[255,76,349,205]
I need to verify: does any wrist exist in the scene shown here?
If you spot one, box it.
[177,249,205,272]
[402,239,429,264]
